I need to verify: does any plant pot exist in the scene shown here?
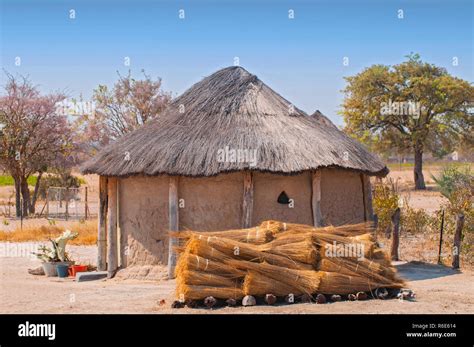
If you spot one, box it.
[42,262,58,277]
[56,264,69,278]
[69,265,88,277]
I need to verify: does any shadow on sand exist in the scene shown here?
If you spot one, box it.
[395,261,461,281]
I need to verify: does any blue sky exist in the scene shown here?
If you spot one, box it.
[1,0,472,125]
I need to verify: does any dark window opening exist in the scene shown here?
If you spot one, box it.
[277,191,290,204]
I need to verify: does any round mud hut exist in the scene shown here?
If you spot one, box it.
[82,66,388,279]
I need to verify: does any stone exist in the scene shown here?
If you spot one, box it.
[242,295,256,306]
[316,294,326,304]
[265,294,277,305]
[204,296,217,308]
[330,294,342,302]
[171,300,184,309]
[75,271,108,282]
[225,298,237,307]
[300,294,313,303]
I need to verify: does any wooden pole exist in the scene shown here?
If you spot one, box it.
[84,186,88,220]
[45,189,49,218]
[437,210,445,264]
[107,177,118,278]
[167,176,179,278]
[452,214,465,270]
[65,187,69,221]
[360,174,374,221]
[390,207,401,261]
[242,171,254,228]
[312,170,323,227]
[97,176,108,271]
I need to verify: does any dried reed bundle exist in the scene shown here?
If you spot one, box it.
[314,233,375,259]
[318,258,401,284]
[177,284,244,300]
[186,237,232,262]
[175,252,244,277]
[171,225,276,245]
[243,271,302,296]
[195,236,312,270]
[177,270,241,288]
[318,271,403,295]
[259,238,319,266]
[226,259,321,295]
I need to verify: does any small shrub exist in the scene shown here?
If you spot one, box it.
[373,179,400,232]
[402,200,434,234]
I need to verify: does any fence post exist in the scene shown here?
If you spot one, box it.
[437,210,445,264]
[390,208,401,261]
[65,187,69,221]
[84,187,88,220]
[452,214,465,270]
[46,189,50,218]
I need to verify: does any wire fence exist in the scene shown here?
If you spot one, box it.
[36,186,98,220]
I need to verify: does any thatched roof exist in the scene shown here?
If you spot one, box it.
[82,66,388,177]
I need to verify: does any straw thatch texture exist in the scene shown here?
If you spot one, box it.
[174,220,404,301]
[82,66,388,177]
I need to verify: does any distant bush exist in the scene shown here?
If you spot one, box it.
[0,175,37,186]
[402,200,434,234]
[432,165,473,201]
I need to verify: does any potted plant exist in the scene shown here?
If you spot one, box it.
[33,230,78,277]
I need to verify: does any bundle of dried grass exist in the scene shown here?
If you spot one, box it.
[173,220,403,301]
[227,259,321,296]
[177,284,244,300]
[318,258,401,284]
[259,238,319,266]
[175,252,244,277]
[190,235,312,270]
[243,271,302,296]
[318,271,403,295]
[171,222,281,245]
[269,221,374,237]
[177,270,241,288]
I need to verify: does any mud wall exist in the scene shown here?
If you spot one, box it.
[320,169,365,226]
[252,172,313,225]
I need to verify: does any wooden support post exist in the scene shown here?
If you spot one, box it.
[107,177,118,278]
[438,210,445,264]
[65,187,69,221]
[452,214,465,270]
[167,176,179,279]
[312,170,323,227]
[45,190,49,218]
[390,208,401,261]
[84,186,88,220]
[97,176,108,271]
[360,174,374,222]
[242,171,254,228]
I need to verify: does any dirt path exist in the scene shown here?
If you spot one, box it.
[1,242,473,314]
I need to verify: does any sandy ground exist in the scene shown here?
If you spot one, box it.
[1,242,473,314]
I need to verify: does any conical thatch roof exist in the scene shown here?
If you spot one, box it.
[82,66,388,177]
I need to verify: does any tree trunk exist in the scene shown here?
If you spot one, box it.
[20,178,31,217]
[29,172,43,214]
[13,176,22,217]
[413,145,426,190]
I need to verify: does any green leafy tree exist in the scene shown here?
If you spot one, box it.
[342,54,474,189]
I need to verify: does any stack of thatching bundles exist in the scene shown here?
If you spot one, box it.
[174,220,404,302]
